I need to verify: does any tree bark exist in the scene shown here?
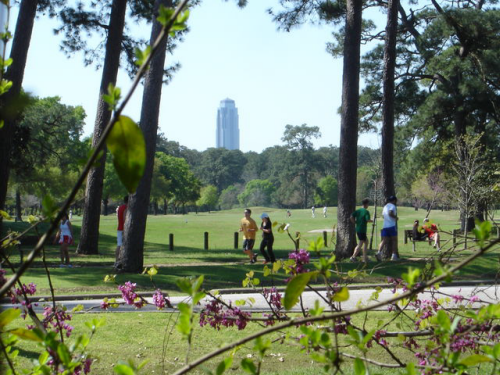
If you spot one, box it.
[119,0,171,272]
[77,0,127,255]
[335,0,362,259]
[381,0,398,200]
[380,0,399,259]
[0,0,38,226]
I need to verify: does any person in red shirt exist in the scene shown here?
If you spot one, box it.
[423,218,441,251]
[115,196,128,267]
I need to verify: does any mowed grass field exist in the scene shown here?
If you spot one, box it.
[8,311,444,375]
[2,206,500,296]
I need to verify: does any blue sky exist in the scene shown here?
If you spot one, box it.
[9,1,381,152]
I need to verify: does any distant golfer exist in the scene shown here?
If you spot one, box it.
[323,206,327,218]
[350,198,373,263]
[376,196,399,261]
[239,208,258,263]
[311,206,316,218]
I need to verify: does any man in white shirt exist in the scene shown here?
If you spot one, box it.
[376,196,399,261]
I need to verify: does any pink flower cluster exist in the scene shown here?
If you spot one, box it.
[199,299,251,330]
[118,282,144,308]
[152,289,169,310]
[74,358,93,374]
[288,249,310,275]
[386,277,408,293]
[42,306,74,338]
[9,282,37,304]
[262,287,284,325]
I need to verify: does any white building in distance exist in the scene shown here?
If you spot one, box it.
[216,98,240,150]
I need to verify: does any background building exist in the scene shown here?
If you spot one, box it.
[216,98,240,150]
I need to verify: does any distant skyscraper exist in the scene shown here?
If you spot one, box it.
[216,98,240,150]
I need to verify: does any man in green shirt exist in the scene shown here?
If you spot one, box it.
[349,198,373,263]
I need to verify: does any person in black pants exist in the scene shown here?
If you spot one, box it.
[259,213,276,264]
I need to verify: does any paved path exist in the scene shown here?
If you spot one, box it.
[4,285,497,314]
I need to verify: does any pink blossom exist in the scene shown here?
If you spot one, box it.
[152,289,169,310]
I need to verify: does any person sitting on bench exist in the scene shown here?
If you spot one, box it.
[412,220,428,241]
[423,218,441,251]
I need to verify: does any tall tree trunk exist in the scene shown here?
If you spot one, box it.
[0,0,38,229]
[77,0,127,255]
[381,0,398,199]
[335,0,362,259]
[120,0,171,272]
[380,0,399,259]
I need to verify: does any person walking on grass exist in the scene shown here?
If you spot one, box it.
[54,212,73,268]
[259,213,276,264]
[323,205,327,218]
[376,196,400,261]
[311,206,316,218]
[239,208,259,263]
[350,198,373,263]
[115,195,128,267]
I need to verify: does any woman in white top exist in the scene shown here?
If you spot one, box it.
[54,212,73,267]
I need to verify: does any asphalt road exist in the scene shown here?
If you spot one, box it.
[3,284,497,314]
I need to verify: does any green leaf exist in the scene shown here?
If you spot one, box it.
[354,358,366,375]
[177,278,192,294]
[57,343,71,366]
[193,291,206,305]
[263,266,271,277]
[272,261,281,272]
[38,351,50,365]
[405,362,417,375]
[192,275,204,293]
[9,328,43,342]
[103,83,121,111]
[134,46,151,67]
[157,6,175,26]
[458,354,493,366]
[42,195,58,220]
[0,308,21,328]
[0,210,12,220]
[240,358,257,374]
[147,266,158,277]
[435,310,451,331]
[332,287,350,302]
[106,115,146,193]
[113,364,135,375]
[472,220,492,247]
[216,356,233,375]
[0,119,4,129]
[284,271,317,310]
[402,267,421,288]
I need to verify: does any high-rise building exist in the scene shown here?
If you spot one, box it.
[216,98,240,150]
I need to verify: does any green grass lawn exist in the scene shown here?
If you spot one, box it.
[2,206,499,297]
[6,310,423,375]
[2,207,499,374]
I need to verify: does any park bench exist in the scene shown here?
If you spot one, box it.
[15,235,40,263]
[404,229,432,252]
